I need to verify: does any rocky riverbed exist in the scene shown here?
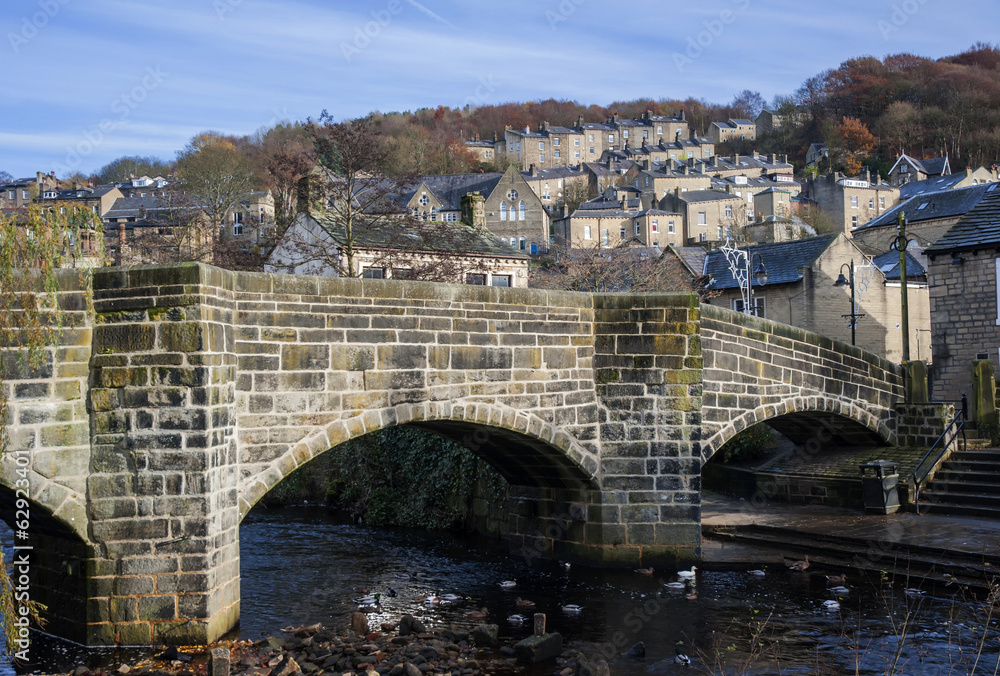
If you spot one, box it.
[47,617,612,676]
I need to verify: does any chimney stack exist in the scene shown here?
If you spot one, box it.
[576,115,584,130]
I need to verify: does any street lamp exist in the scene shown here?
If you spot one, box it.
[834,261,865,345]
[720,239,769,316]
[890,211,914,364]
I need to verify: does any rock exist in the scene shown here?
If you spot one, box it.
[623,642,645,658]
[380,623,396,633]
[210,647,231,676]
[418,646,439,660]
[403,663,422,676]
[559,668,574,676]
[351,612,370,635]
[577,658,611,676]
[269,655,300,676]
[470,624,499,648]
[440,629,469,644]
[513,633,563,664]
[74,667,91,676]
[117,667,131,675]
[398,615,426,636]
[265,637,285,652]
[499,646,516,657]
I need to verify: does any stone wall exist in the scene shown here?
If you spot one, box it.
[700,303,903,458]
[929,250,1000,403]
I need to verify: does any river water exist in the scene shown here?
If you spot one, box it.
[8,507,1000,674]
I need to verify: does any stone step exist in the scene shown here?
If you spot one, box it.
[925,481,1000,495]
[933,470,1000,485]
[939,459,1000,473]
[913,502,1000,520]
[943,448,1000,461]
[703,524,996,587]
[919,490,1000,509]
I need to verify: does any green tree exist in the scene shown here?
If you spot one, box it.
[94,155,171,184]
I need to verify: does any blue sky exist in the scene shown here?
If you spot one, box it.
[2,0,996,179]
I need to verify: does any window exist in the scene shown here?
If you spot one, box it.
[699,232,707,242]
[645,177,649,187]
[22,190,29,199]
[574,138,580,146]
[880,196,886,209]
[733,297,766,317]
[500,202,509,221]
[634,223,641,235]
[553,138,560,146]
[539,154,545,163]
[620,228,626,239]
[419,193,429,205]
[466,273,486,285]
[718,226,724,240]
[668,221,675,233]
[60,207,66,214]
[589,147,595,155]
[698,211,707,225]
[900,164,908,173]
[601,229,609,246]
[584,225,592,240]
[362,267,385,279]
[519,237,526,251]
[506,189,518,201]
[589,134,594,142]
[869,197,874,209]
[643,130,649,139]
[233,212,243,224]
[140,192,147,197]
[491,275,511,287]
[725,204,733,218]
[609,134,615,143]
[657,126,663,135]
[851,196,858,208]
[539,142,545,151]
[7,191,13,200]
[391,268,414,280]
[623,130,629,139]
[652,219,658,233]
[554,149,560,159]
[852,215,858,227]
[574,151,580,159]
[518,200,525,221]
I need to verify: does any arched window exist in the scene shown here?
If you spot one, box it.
[500,201,507,221]
[518,200,525,221]
[519,237,526,251]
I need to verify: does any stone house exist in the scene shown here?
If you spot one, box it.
[808,169,900,235]
[924,187,1000,401]
[551,200,683,250]
[268,193,530,287]
[583,158,634,198]
[755,109,786,134]
[702,233,929,362]
[625,161,712,202]
[852,183,997,251]
[806,143,828,169]
[503,122,586,171]
[404,166,549,254]
[709,118,757,144]
[463,133,499,164]
[898,166,998,200]
[0,171,60,208]
[698,153,794,179]
[659,188,744,244]
[520,165,589,215]
[888,153,950,186]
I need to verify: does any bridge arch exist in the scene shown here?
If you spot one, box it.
[237,400,601,520]
[701,394,894,462]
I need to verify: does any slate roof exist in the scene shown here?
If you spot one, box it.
[731,119,754,126]
[926,186,1000,253]
[302,211,530,259]
[704,234,839,290]
[899,172,976,199]
[521,167,585,182]
[856,184,996,232]
[890,153,949,177]
[104,196,177,219]
[670,245,709,276]
[408,174,503,211]
[872,250,926,280]
[680,189,739,204]
[584,160,635,177]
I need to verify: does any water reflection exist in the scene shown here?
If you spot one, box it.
[4,507,999,675]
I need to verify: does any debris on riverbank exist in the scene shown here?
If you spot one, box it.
[50,616,610,676]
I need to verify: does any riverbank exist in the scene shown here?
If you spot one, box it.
[45,619,611,676]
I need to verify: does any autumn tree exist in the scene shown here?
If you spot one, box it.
[249,123,316,236]
[170,132,261,262]
[828,117,877,175]
[731,90,765,120]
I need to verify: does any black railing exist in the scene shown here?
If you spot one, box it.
[912,393,968,515]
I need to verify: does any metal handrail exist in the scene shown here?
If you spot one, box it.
[912,393,968,515]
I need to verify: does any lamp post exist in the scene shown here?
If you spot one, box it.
[890,211,913,364]
[720,239,769,316]
[834,260,865,345]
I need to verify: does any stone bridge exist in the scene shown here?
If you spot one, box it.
[2,263,931,647]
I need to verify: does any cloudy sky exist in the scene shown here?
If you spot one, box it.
[2,0,995,178]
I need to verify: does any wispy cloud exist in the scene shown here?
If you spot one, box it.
[400,0,457,30]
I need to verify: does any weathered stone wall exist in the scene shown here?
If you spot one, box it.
[88,264,240,646]
[700,304,904,459]
[929,250,1000,403]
